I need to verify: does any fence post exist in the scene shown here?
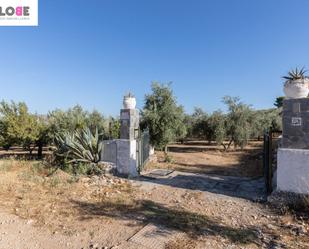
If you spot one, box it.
[263,128,273,195]
[268,128,273,194]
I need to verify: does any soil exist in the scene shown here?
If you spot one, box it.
[0,142,308,249]
[147,141,264,177]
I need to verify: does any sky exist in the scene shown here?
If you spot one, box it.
[1,0,309,116]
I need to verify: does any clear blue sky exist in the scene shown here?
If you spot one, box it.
[1,0,309,116]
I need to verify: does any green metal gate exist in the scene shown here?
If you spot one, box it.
[263,129,273,194]
[263,128,282,195]
[137,129,150,173]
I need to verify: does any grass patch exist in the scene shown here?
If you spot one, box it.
[0,160,14,172]
[165,237,197,249]
[0,159,136,233]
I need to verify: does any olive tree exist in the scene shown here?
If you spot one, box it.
[191,107,209,140]
[48,106,107,139]
[142,82,187,153]
[0,101,41,154]
[223,96,253,150]
[108,117,120,139]
[207,110,227,147]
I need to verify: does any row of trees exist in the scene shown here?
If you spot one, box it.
[0,102,120,157]
[142,83,282,152]
[0,82,283,159]
[184,97,281,150]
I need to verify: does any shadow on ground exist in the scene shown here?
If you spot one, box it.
[71,199,260,245]
[138,172,266,201]
[170,163,254,176]
[157,144,264,178]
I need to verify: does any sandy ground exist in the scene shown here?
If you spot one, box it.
[0,175,308,249]
[0,142,308,249]
[147,141,264,177]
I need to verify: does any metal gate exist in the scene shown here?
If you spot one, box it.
[263,128,282,195]
[263,129,273,194]
[137,129,150,173]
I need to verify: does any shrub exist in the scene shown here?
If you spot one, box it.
[48,106,107,140]
[142,82,187,153]
[223,96,253,150]
[54,127,103,174]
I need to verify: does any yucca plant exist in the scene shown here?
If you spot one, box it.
[54,127,102,165]
[283,67,307,81]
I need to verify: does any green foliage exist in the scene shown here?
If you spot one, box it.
[108,117,121,139]
[0,102,107,158]
[54,127,102,166]
[188,108,227,146]
[223,96,253,150]
[207,111,227,146]
[283,67,306,81]
[48,105,107,140]
[0,101,41,153]
[191,107,208,140]
[142,82,187,151]
[87,110,107,135]
[186,100,282,150]
[164,153,175,163]
[274,96,284,108]
[250,108,282,138]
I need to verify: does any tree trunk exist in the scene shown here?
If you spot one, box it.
[221,143,227,151]
[164,145,168,154]
[226,139,233,151]
[37,143,43,159]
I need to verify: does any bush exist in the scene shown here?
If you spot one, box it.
[142,82,187,153]
[48,105,108,140]
[54,127,103,174]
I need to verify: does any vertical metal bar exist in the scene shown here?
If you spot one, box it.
[263,131,269,194]
[268,128,273,194]
[141,133,143,171]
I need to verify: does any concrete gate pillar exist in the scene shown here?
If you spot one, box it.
[277,98,309,194]
[115,94,139,177]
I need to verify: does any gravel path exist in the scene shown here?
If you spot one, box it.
[0,211,83,249]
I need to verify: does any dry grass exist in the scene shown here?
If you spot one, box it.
[165,236,197,249]
[0,159,135,233]
[146,141,264,177]
[0,160,260,246]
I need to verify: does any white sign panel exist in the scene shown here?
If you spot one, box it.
[0,0,38,26]
[291,117,302,126]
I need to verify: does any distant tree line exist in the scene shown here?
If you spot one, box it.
[141,83,282,152]
[183,97,282,150]
[0,101,120,158]
[0,83,283,161]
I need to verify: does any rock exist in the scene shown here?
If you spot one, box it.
[266,224,276,230]
[26,219,34,224]
[291,224,307,235]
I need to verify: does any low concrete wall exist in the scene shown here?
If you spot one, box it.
[115,139,138,177]
[100,138,140,177]
[277,148,309,194]
[101,140,117,163]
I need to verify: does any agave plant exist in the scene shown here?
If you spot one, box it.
[54,127,102,165]
[283,67,307,81]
